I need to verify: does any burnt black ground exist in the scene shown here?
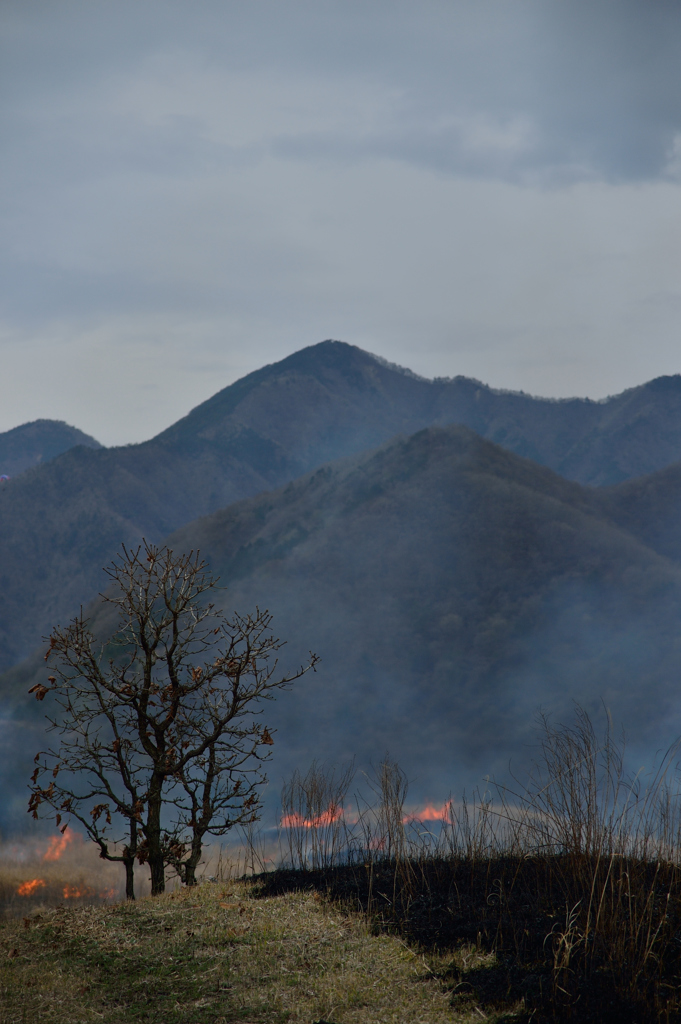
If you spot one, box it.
[255,856,681,1023]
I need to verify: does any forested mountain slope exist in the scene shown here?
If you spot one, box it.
[596,463,681,565]
[3,339,681,670]
[0,419,102,478]
[5,425,681,826]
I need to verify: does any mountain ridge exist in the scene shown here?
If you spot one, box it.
[4,422,681,829]
[2,340,681,671]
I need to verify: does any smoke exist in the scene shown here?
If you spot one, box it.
[4,424,681,857]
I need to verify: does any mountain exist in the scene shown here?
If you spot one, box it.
[2,339,681,671]
[5,425,681,828]
[156,344,681,487]
[164,426,681,786]
[0,419,102,479]
[595,462,681,566]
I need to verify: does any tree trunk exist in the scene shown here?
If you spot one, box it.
[149,856,165,895]
[146,779,166,895]
[124,819,138,900]
[182,833,204,886]
[124,855,136,900]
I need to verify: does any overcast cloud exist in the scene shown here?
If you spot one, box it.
[2,0,681,444]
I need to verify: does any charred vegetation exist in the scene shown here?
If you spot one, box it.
[256,712,681,1023]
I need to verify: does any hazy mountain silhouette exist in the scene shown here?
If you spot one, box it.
[595,463,681,567]
[3,339,681,671]
[0,419,102,479]
[157,342,681,487]
[4,424,681,827]
[164,426,681,790]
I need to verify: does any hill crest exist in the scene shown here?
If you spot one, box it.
[0,419,102,479]
[2,340,681,671]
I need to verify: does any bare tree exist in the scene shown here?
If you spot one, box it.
[28,542,318,896]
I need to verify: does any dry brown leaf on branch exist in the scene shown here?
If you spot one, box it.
[28,683,49,701]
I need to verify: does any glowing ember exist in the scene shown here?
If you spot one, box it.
[43,826,77,861]
[63,884,95,899]
[281,803,344,829]
[17,878,46,896]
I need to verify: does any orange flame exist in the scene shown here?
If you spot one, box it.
[281,803,344,829]
[98,887,116,900]
[43,826,77,861]
[63,884,95,899]
[280,801,454,829]
[403,800,453,823]
[17,878,46,896]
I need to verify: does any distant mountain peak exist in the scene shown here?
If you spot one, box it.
[0,419,103,479]
[363,347,430,382]
[644,374,681,394]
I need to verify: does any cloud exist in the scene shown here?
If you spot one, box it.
[7,1,681,185]
[1,1,681,443]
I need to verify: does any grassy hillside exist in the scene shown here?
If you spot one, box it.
[5,710,681,1024]
[3,340,681,669]
[0,879,469,1024]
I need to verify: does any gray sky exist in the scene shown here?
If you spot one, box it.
[2,0,681,445]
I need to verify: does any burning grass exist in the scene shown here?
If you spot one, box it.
[263,713,681,1022]
[5,705,681,1021]
[0,826,143,918]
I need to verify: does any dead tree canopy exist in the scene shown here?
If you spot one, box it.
[28,541,319,896]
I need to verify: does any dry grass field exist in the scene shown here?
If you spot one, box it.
[5,710,681,1023]
[0,876,498,1024]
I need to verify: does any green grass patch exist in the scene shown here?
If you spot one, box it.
[0,879,494,1024]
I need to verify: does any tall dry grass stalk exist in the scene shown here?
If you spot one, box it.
[280,759,355,870]
[485,705,681,1015]
[274,709,681,1021]
[359,757,409,860]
